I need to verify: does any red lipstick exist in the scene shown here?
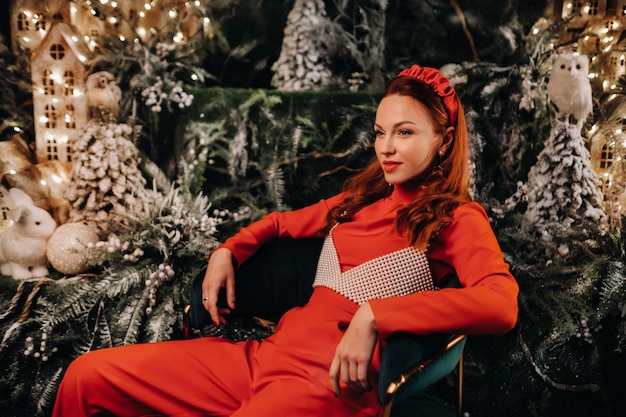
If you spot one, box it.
[382,161,400,172]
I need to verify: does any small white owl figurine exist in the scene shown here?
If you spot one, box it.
[86,71,122,119]
[547,53,593,132]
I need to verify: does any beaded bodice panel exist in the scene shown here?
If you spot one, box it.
[312,227,435,305]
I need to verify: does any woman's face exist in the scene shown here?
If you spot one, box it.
[374,94,451,186]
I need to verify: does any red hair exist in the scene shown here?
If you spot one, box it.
[322,75,472,249]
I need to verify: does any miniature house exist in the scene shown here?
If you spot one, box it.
[9,0,72,54]
[31,21,90,165]
[0,185,12,230]
[10,0,208,56]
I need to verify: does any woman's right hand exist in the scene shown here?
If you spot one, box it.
[202,247,236,326]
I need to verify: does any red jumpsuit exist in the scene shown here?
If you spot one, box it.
[52,187,519,417]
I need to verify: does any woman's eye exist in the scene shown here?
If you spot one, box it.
[398,129,411,135]
[374,130,384,137]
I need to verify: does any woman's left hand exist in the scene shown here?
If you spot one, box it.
[329,302,378,397]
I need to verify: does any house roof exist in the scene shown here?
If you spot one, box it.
[32,21,92,64]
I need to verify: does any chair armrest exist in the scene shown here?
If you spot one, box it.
[379,333,466,406]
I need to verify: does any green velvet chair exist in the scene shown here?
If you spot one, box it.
[185,238,465,417]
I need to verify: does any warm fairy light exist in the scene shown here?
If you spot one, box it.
[173,32,184,43]
[144,3,152,11]
[109,17,117,25]
[137,27,147,37]
[40,179,47,186]
[139,11,145,18]
[119,35,126,41]
[169,10,177,18]
[73,89,82,97]
[616,128,623,135]
[59,136,68,143]
[51,174,63,184]
[22,36,30,43]
[39,116,49,123]
[194,1,200,6]
[101,0,109,4]
[72,36,78,42]
[78,55,87,62]
[111,1,118,7]
[191,73,198,81]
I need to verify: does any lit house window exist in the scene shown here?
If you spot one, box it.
[17,13,30,31]
[1,206,8,223]
[600,143,613,169]
[44,104,57,129]
[64,105,76,129]
[65,142,73,162]
[46,137,59,160]
[52,13,63,21]
[43,69,55,95]
[34,14,46,31]
[50,44,65,60]
[63,71,74,95]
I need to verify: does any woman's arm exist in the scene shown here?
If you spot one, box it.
[217,193,344,266]
[369,202,519,338]
[202,193,344,325]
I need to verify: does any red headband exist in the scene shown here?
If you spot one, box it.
[397,65,458,127]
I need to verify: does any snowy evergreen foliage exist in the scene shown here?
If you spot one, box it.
[505,120,608,258]
[270,0,334,91]
[64,121,148,227]
[0,184,225,415]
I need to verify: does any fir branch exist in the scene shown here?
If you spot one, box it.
[89,300,113,350]
[517,330,602,393]
[118,290,150,346]
[449,0,478,62]
[35,367,64,416]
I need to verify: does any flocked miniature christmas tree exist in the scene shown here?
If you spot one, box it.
[270,0,333,91]
[64,120,147,227]
[505,119,608,258]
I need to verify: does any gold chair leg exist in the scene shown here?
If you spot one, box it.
[457,351,464,417]
[381,398,394,417]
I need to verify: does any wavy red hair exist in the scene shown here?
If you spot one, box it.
[322,75,472,249]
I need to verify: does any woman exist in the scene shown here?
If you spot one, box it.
[52,65,519,417]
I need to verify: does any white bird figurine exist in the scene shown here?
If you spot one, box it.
[547,53,593,132]
[86,71,122,119]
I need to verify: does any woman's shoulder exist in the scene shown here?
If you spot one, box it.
[450,200,489,219]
